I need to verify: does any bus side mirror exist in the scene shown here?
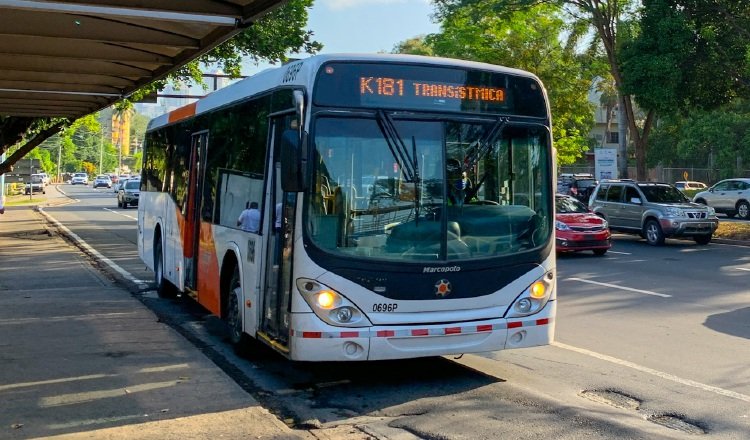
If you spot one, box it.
[281,129,306,192]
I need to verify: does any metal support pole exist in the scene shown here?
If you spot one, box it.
[99,133,103,174]
[57,141,62,183]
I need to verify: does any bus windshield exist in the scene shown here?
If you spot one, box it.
[306,115,552,261]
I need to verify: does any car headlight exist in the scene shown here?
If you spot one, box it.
[707,206,716,216]
[296,278,371,327]
[555,220,571,231]
[665,207,685,217]
[506,270,555,318]
[601,219,608,229]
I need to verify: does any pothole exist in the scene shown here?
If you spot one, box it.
[579,389,641,411]
[647,413,706,434]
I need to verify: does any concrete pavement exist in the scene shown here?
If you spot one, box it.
[0,194,317,439]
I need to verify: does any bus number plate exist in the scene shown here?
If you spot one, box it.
[372,303,398,312]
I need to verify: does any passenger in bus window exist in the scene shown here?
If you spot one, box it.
[237,201,260,233]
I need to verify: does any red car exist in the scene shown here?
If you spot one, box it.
[555,195,611,255]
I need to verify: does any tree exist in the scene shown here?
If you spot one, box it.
[400,1,597,165]
[434,0,658,179]
[648,100,750,180]
[392,37,435,56]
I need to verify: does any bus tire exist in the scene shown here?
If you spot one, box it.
[226,264,251,356]
[154,235,177,298]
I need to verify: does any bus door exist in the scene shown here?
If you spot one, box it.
[261,115,298,344]
[183,131,208,293]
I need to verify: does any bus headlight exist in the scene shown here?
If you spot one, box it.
[506,270,555,318]
[297,278,371,327]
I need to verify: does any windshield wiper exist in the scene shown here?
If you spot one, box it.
[375,110,421,223]
[376,110,419,183]
[463,116,509,172]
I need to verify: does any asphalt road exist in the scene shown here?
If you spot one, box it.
[45,184,750,439]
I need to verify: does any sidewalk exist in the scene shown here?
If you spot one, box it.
[0,203,312,440]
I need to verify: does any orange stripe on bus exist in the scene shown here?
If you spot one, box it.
[168,102,197,123]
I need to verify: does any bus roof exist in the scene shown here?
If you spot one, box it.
[147,53,544,132]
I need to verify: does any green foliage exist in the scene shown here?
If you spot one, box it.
[648,99,750,178]
[27,148,55,175]
[396,1,596,165]
[128,0,321,104]
[621,0,750,115]
[392,37,434,56]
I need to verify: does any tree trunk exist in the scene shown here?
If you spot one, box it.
[0,123,65,175]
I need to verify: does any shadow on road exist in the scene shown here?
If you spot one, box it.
[704,307,750,340]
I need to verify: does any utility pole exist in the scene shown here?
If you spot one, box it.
[99,132,103,174]
[57,141,62,183]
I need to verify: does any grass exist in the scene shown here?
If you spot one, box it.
[714,222,750,241]
[5,197,46,206]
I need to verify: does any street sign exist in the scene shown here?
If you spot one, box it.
[15,158,41,170]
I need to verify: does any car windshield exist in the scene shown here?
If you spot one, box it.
[306,115,553,261]
[124,180,140,190]
[575,179,597,189]
[556,196,588,213]
[639,185,689,203]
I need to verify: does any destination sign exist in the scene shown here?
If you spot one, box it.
[314,62,546,117]
[359,77,506,103]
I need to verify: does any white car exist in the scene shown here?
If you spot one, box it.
[71,173,89,185]
[674,181,707,191]
[38,172,50,186]
[693,178,750,219]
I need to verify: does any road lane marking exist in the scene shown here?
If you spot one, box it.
[565,277,672,298]
[0,374,115,392]
[554,342,750,403]
[735,268,750,272]
[137,364,190,373]
[38,207,150,288]
[607,251,632,255]
[0,312,139,326]
[103,207,137,221]
[40,380,181,407]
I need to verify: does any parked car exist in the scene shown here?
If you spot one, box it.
[559,174,598,203]
[93,174,112,188]
[24,174,46,195]
[113,177,128,193]
[38,172,50,186]
[692,178,750,219]
[117,178,140,208]
[674,181,708,192]
[590,180,718,246]
[70,172,89,185]
[555,194,611,255]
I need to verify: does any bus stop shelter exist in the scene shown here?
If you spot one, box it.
[0,0,286,171]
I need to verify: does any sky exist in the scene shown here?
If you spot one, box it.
[243,0,440,74]
[140,0,441,115]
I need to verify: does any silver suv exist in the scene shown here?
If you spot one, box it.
[589,180,719,246]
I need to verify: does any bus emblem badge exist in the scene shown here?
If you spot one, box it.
[435,279,452,297]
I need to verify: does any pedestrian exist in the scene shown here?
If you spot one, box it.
[0,196,4,214]
[237,201,260,233]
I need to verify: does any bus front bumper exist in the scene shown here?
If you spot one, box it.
[288,301,556,361]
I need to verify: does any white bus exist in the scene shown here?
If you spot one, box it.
[138,54,556,361]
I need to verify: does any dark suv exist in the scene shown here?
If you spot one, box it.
[558,174,598,203]
[589,180,719,246]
